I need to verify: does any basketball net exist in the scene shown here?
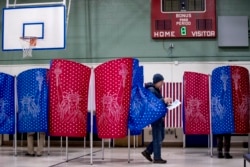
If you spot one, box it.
[19,37,37,58]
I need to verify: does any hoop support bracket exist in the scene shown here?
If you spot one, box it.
[6,0,66,8]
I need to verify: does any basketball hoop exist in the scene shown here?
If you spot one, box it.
[19,36,37,58]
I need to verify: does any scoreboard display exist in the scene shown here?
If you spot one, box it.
[151,0,216,39]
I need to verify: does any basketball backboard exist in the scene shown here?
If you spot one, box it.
[2,5,66,51]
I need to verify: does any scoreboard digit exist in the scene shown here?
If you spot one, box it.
[151,0,216,39]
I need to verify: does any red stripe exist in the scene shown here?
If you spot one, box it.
[162,82,183,128]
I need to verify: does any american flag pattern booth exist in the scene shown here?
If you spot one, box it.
[95,58,133,138]
[211,66,249,134]
[49,59,91,137]
[183,72,210,135]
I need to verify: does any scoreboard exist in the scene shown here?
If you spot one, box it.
[151,0,216,39]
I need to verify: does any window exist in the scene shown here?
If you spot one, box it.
[162,0,205,12]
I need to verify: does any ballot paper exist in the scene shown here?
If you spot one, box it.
[167,99,181,110]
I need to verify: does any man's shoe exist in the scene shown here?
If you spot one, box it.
[141,151,152,162]
[217,153,224,158]
[153,159,167,164]
[36,152,43,157]
[224,153,233,159]
[25,153,35,157]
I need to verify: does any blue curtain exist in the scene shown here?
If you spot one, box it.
[129,85,167,133]
[0,73,15,134]
[211,66,234,134]
[17,68,49,133]
[129,59,143,135]
[129,59,167,135]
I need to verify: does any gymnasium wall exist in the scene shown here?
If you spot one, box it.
[0,0,249,65]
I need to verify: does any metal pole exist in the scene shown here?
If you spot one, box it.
[183,134,186,148]
[66,0,72,35]
[90,67,94,165]
[66,136,68,161]
[248,134,250,153]
[8,2,64,7]
[182,79,186,148]
[0,135,2,146]
[37,133,39,148]
[133,135,135,149]
[102,139,104,160]
[128,130,130,163]
[47,136,50,155]
[136,135,138,147]
[6,0,9,8]
[62,0,66,5]
[113,139,115,147]
[209,74,213,157]
[14,75,17,156]
[84,137,86,149]
[60,136,63,152]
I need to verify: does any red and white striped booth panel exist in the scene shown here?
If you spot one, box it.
[162,82,183,128]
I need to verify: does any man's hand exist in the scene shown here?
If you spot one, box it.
[163,97,172,105]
